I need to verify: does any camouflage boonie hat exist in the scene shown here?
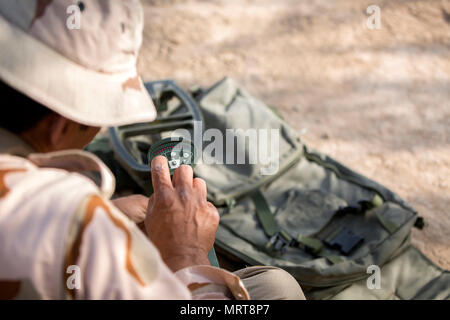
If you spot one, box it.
[0,0,156,126]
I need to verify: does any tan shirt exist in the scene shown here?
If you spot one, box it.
[0,129,249,300]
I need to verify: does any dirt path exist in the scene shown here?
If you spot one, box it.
[138,0,450,269]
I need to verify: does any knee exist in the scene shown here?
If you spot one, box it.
[238,266,306,300]
[261,268,306,300]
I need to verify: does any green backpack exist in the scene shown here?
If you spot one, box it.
[88,77,449,300]
[191,77,449,300]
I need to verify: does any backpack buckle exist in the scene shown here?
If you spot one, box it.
[265,231,295,254]
[324,227,363,255]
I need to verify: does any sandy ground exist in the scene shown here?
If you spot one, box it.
[138,0,450,269]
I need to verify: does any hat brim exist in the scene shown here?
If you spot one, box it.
[0,14,157,127]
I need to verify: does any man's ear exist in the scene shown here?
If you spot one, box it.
[49,115,70,150]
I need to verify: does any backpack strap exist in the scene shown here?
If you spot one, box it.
[251,190,279,238]
[251,190,323,255]
[252,190,344,265]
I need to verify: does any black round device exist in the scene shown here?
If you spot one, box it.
[148,137,196,175]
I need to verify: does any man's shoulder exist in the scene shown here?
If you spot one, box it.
[0,154,107,299]
[0,153,102,206]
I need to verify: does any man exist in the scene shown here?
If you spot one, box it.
[0,0,304,299]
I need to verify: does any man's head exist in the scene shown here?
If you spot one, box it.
[1,80,100,152]
[0,0,157,151]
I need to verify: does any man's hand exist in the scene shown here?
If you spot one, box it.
[145,156,219,272]
[111,195,148,224]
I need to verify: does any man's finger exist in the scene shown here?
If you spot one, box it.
[193,177,207,201]
[150,156,173,194]
[172,165,193,191]
[147,194,155,212]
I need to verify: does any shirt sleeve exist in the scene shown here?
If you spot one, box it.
[64,195,249,300]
